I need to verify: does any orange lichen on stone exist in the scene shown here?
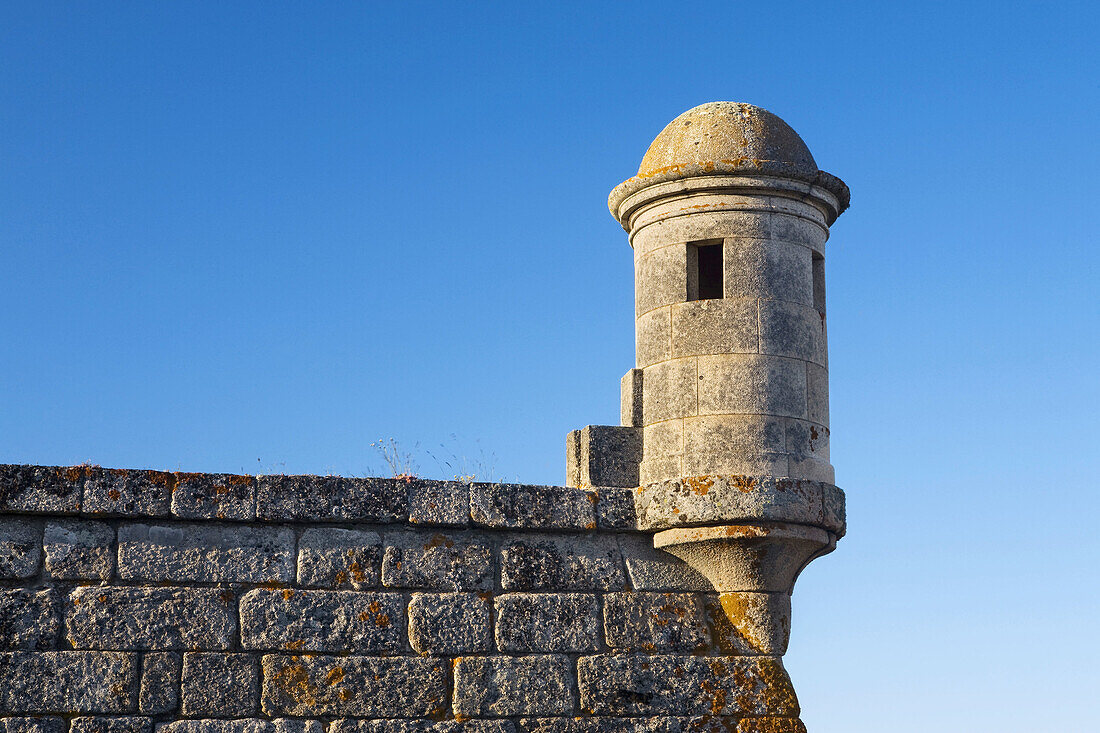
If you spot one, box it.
[685,475,715,495]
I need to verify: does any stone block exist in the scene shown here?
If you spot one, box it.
[43,520,113,579]
[117,523,294,584]
[495,593,599,652]
[518,719,686,733]
[618,535,712,592]
[805,363,829,427]
[470,483,595,530]
[261,654,448,718]
[138,652,180,714]
[603,592,708,652]
[452,656,574,717]
[181,653,258,717]
[640,421,683,487]
[735,719,805,733]
[407,593,491,655]
[381,532,492,591]
[0,651,138,714]
[596,488,637,530]
[635,307,671,368]
[66,587,236,651]
[330,722,514,733]
[255,475,406,523]
[636,245,687,317]
[0,718,65,733]
[159,722,323,733]
[706,593,791,656]
[240,589,403,653]
[568,426,641,491]
[620,368,643,428]
[70,718,151,733]
[783,420,828,462]
[723,238,813,305]
[822,483,845,536]
[683,415,787,472]
[296,528,381,589]
[501,534,625,591]
[641,358,697,424]
[0,465,83,514]
[577,655,798,717]
[408,480,469,527]
[0,589,59,650]
[758,301,824,366]
[670,298,758,358]
[632,476,826,531]
[696,354,806,419]
[770,209,826,252]
[83,469,172,517]
[0,520,40,579]
[171,473,256,520]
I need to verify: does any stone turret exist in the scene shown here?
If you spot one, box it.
[568,100,849,690]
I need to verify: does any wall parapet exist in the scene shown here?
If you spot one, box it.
[0,464,808,733]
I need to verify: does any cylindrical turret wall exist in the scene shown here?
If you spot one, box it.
[627,189,834,485]
[609,102,848,488]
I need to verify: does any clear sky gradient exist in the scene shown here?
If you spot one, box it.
[2,3,1098,731]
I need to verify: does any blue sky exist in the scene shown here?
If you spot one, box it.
[2,3,1098,730]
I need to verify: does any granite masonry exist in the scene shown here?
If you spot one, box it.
[0,102,848,733]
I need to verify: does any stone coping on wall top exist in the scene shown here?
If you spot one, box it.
[0,465,638,533]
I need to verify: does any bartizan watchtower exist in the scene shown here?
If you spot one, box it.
[568,100,850,680]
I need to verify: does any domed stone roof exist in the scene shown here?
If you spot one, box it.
[638,102,818,178]
[608,101,849,225]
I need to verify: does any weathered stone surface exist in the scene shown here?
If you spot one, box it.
[618,535,712,592]
[181,653,258,717]
[43,520,113,579]
[117,523,294,583]
[822,483,845,537]
[566,427,642,491]
[261,655,448,717]
[0,520,40,579]
[695,354,806,420]
[171,473,256,520]
[0,465,83,514]
[495,593,599,652]
[0,589,59,650]
[408,480,469,527]
[620,368,643,428]
[641,358,697,424]
[501,535,625,591]
[518,719,688,733]
[0,718,66,733]
[670,298,758,358]
[138,652,179,714]
[453,656,574,717]
[633,476,828,531]
[240,589,403,653]
[381,532,492,591]
[66,587,236,650]
[331,721,514,733]
[159,722,323,733]
[255,475,406,523]
[635,307,671,368]
[83,469,172,517]
[707,593,791,656]
[69,717,151,733]
[577,655,798,717]
[758,301,824,366]
[470,483,595,530]
[596,488,637,530]
[296,528,381,590]
[0,651,138,713]
[407,593,491,655]
[603,592,709,652]
[735,719,805,733]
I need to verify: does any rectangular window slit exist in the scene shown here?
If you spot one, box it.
[688,240,723,301]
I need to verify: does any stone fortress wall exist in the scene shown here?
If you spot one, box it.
[0,100,850,733]
[0,464,818,733]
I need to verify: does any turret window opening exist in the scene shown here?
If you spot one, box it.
[687,240,723,301]
[812,252,826,315]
